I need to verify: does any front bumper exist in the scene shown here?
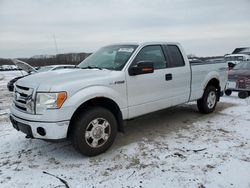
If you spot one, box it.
[10,114,70,140]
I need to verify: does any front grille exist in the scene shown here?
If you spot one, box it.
[237,81,245,89]
[236,77,250,90]
[228,74,237,81]
[16,85,29,91]
[246,78,250,89]
[14,85,34,113]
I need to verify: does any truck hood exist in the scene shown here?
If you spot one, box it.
[12,59,37,74]
[16,68,120,92]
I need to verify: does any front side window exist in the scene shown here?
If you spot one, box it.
[133,45,166,69]
[78,45,138,70]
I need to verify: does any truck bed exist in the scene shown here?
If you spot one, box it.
[189,61,227,101]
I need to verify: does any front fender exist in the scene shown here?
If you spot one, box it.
[63,85,128,119]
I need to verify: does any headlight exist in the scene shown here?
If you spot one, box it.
[35,92,67,114]
[26,97,35,114]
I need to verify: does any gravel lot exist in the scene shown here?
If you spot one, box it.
[0,71,250,188]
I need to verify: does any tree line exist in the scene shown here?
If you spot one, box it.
[0,52,224,67]
[0,52,91,67]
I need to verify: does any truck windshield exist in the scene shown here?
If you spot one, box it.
[78,45,138,70]
[225,56,244,61]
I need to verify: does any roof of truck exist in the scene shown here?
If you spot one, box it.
[107,42,180,46]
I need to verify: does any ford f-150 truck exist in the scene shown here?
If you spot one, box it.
[10,42,227,156]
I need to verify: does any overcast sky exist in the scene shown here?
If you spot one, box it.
[0,0,250,58]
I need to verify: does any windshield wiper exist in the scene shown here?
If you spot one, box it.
[80,66,103,70]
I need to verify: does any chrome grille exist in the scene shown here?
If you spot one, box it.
[14,85,34,113]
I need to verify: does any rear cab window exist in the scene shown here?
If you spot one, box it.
[163,45,185,68]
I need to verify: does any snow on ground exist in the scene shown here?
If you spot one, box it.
[0,71,250,188]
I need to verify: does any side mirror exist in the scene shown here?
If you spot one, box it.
[129,61,154,76]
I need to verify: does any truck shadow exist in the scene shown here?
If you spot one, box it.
[7,101,237,161]
[113,101,236,149]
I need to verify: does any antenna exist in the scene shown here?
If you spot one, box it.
[53,34,59,55]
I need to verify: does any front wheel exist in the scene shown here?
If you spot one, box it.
[225,89,232,96]
[197,85,218,114]
[71,107,117,156]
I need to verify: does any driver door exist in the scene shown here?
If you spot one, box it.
[126,45,173,118]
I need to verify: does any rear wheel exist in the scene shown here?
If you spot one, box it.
[225,89,232,96]
[71,107,117,156]
[197,85,218,114]
[238,91,248,99]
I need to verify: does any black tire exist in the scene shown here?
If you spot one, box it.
[238,91,248,99]
[197,85,218,114]
[220,91,224,97]
[225,89,232,96]
[71,107,117,156]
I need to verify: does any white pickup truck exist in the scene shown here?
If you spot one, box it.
[10,42,227,156]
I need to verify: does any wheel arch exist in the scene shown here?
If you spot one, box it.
[205,78,220,89]
[67,97,124,138]
[204,78,221,101]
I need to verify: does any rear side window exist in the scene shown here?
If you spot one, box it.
[134,45,166,69]
[167,45,185,67]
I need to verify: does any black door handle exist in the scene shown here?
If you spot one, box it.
[165,73,172,81]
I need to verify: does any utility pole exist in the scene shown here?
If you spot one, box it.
[53,34,59,55]
[53,34,59,65]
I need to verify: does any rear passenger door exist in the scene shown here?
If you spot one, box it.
[163,45,191,105]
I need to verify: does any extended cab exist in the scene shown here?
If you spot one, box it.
[10,42,227,156]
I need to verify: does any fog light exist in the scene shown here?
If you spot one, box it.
[37,127,46,136]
